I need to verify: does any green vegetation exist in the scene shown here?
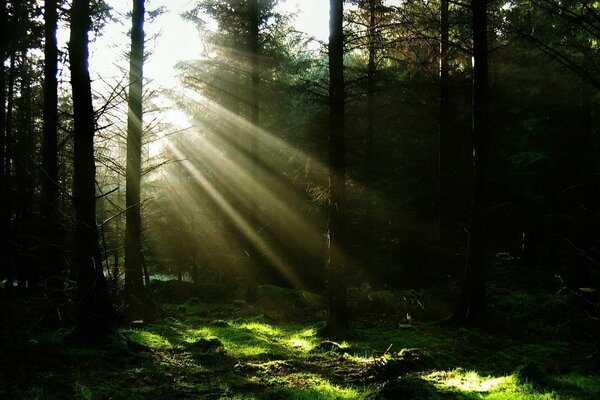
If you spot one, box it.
[2,284,598,399]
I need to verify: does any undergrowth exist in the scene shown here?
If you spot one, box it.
[1,283,598,399]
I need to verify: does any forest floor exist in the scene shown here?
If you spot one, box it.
[1,268,600,399]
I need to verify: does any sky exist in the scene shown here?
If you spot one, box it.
[87,0,330,90]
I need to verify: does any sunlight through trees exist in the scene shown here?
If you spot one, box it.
[1,0,600,398]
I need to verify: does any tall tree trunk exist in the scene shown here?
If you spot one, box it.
[364,0,377,277]
[69,0,114,334]
[15,52,36,289]
[43,0,61,289]
[4,53,16,290]
[124,0,146,298]
[457,0,488,322]
[575,81,594,287]
[245,0,260,302]
[438,0,450,269]
[324,0,349,335]
[249,0,259,157]
[0,0,7,288]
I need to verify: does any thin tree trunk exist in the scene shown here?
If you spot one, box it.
[457,0,488,323]
[4,53,16,290]
[112,247,119,291]
[438,0,449,269]
[124,0,146,298]
[245,0,260,302]
[43,0,61,289]
[249,0,259,157]
[0,0,5,185]
[15,52,36,289]
[69,0,114,334]
[0,0,8,289]
[141,252,150,287]
[324,0,349,335]
[364,0,377,277]
[575,81,594,287]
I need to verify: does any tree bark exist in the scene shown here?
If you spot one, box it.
[4,53,16,290]
[69,0,114,334]
[324,0,349,335]
[15,52,36,289]
[438,0,450,268]
[124,0,146,298]
[364,0,377,277]
[0,0,7,289]
[43,0,61,289]
[575,81,594,287]
[457,0,488,323]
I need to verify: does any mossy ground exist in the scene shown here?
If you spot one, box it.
[1,283,598,399]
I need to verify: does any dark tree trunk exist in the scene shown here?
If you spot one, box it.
[124,0,146,298]
[142,252,150,286]
[43,0,61,289]
[249,0,259,156]
[457,0,488,323]
[438,0,450,268]
[324,0,349,336]
[4,53,16,290]
[0,0,7,289]
[15,52,36,289]
[112,247,119,291]
[69,0,114,334]
[575,82,594,287]
[364,0,377,276]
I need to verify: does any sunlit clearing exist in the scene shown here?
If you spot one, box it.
[298,327,317,338]
[185,327,216,343]
[287,338,312,350]
[426,370,508,392]
[230,345,268,357]
[238,322,282,337]
[121,330,172,350]
[279,375,361,400]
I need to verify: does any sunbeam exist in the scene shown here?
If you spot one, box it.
[165,140,307,289]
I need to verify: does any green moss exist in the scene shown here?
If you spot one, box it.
[514,362,551,388]
[121,330,172,350]
[272,375,367,399]
[5,284,599,400]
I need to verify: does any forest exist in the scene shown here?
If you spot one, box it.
[1,0,599,398]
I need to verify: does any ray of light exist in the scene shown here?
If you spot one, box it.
[151,167,248,280]
[165,141,306,289]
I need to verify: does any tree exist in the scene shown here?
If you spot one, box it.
[0,0,8,288]
[438,0,449,266]
[245,0,260,301]
[124,0,146,299]
[69,0,114,333]
[324,0,349,335]
[457,0,488,322]
[42,0,61,289]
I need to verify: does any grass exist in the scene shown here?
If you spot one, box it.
[1,284,598,399]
